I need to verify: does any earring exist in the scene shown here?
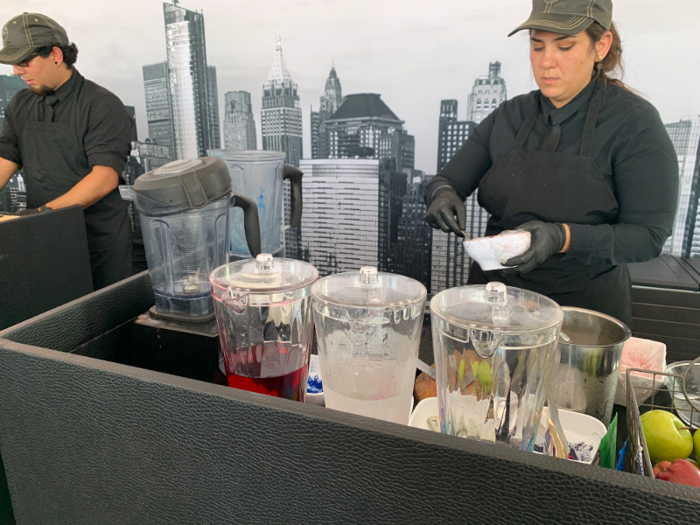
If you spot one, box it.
[54,61,58,65]
[597,55,603,62]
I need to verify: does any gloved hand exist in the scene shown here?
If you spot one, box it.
[425,187,466,236]
[503,221,567,274]
[18,206,51,217]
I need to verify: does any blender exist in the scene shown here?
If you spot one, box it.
[210,254,318,401]
[430,282,563,452]
[311,267,427,424]
[207,150,303,260]
[120,157,262,383]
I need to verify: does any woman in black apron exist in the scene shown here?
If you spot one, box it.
[425,0,679,326]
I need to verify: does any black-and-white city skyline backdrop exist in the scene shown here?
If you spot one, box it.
[2,0,699,295]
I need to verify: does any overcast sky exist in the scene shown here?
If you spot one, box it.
[2,0,699,173]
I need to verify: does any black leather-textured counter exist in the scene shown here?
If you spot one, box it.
[0,206,93,331]
[0,272,699,524]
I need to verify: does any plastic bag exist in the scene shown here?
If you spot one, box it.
[614,337,667,407]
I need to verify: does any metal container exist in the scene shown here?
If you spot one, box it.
[549,307,631,426]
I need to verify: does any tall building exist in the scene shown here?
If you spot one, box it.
[324,93,414,171]
[0,74,26,129]
[300,158,404,276]
[311,64,343,159]
[134,138,174,173]
[261,36,303,166]
[223,91,257,151]
[261,36,303,258]
[391,177,432,291]
[207,65,221,150]
[0,75,27,211]
[663,117,700,257]
[467,61,507,124]
[143,62,176,154]
[431,62,507,295]
[124,105,138,142]
[163,1,218,160]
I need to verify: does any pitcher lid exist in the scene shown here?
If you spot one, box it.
[430,282,563,333]
[133,157,232,209]
[310,267,427,309]
[209,254,319,294]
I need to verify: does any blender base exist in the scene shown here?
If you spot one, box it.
[132,310,224,384]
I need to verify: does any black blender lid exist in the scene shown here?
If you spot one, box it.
[133,157,232,209]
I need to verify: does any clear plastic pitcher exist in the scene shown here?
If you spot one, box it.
[207,150,302,259]
[120,158,261,321]
[311,267,427,424]
[430,283,563,451]
[210,254,318,401]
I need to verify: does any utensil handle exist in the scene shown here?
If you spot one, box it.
[232,194,262,257]
[283,164,303,229]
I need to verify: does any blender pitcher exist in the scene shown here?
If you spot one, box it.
[207,150,303,259]
[430,282,563,451]
[210,254,318,401]
[120,157,261,322]
[311,267,427,424]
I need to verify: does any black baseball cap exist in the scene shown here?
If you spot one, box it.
[509,0,613,37]
[0,12,68,65]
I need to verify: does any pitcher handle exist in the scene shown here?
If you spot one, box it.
[283,164,303,228]
[232,194,262,257]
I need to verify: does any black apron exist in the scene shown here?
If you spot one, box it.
[20,77,132,290]
[469,80,632,325]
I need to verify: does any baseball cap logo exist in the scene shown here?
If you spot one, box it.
[1,25,8,43]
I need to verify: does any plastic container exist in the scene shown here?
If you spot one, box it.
[430,282,563,452]
[210,253,318,401]
[121,157,261,321]
[207,150,302,259]
[311,267,427,424]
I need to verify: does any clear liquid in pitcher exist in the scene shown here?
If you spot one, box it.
[434,327,558,451]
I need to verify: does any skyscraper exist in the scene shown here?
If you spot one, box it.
[207,65,221,150]
[223,91,257,151]
[300,158,405,276]
[391,177,433,291]
[467,62,507,124]
[261,36,303,258]
[663,117,700,257]
[143,62,175,155]
[311,64,343,159]
[323,93,414,171]
[0,74,26,129]
[0,74,27,212]
[261,36,303,166]
[431,100,482,295]
[431,62,507,295]
[163,1,218,160]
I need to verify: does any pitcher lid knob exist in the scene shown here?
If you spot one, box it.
[255,253,274,272]
[359,266,378,285]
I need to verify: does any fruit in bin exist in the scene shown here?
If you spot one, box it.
[695,429,700,459]
[653,459,700,488]
[640,410,693,463]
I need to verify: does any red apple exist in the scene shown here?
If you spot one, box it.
[654,459,700,489]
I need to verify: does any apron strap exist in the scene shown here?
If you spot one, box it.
[579,78,607,157]
[512,96,540,151]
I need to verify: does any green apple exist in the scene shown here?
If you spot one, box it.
[695,429,700,460]
[640,410,693,464]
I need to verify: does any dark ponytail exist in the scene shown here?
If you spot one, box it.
[586,21,629,91]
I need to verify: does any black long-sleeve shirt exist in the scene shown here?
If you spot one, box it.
[425,79,679,267]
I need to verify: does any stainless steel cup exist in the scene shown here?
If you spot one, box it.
[549,307,631,426]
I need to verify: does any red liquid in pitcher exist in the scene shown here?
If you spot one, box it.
[226,365,308,402]
[221,341,310,402]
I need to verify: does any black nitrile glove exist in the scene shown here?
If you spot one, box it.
[425,187,466,236]
[503,221,567,274]
[17,205,51,217]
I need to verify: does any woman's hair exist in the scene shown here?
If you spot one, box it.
[35,43,79,68]
[586,21,629,90]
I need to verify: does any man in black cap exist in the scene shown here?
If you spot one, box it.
[0,12,133,289]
